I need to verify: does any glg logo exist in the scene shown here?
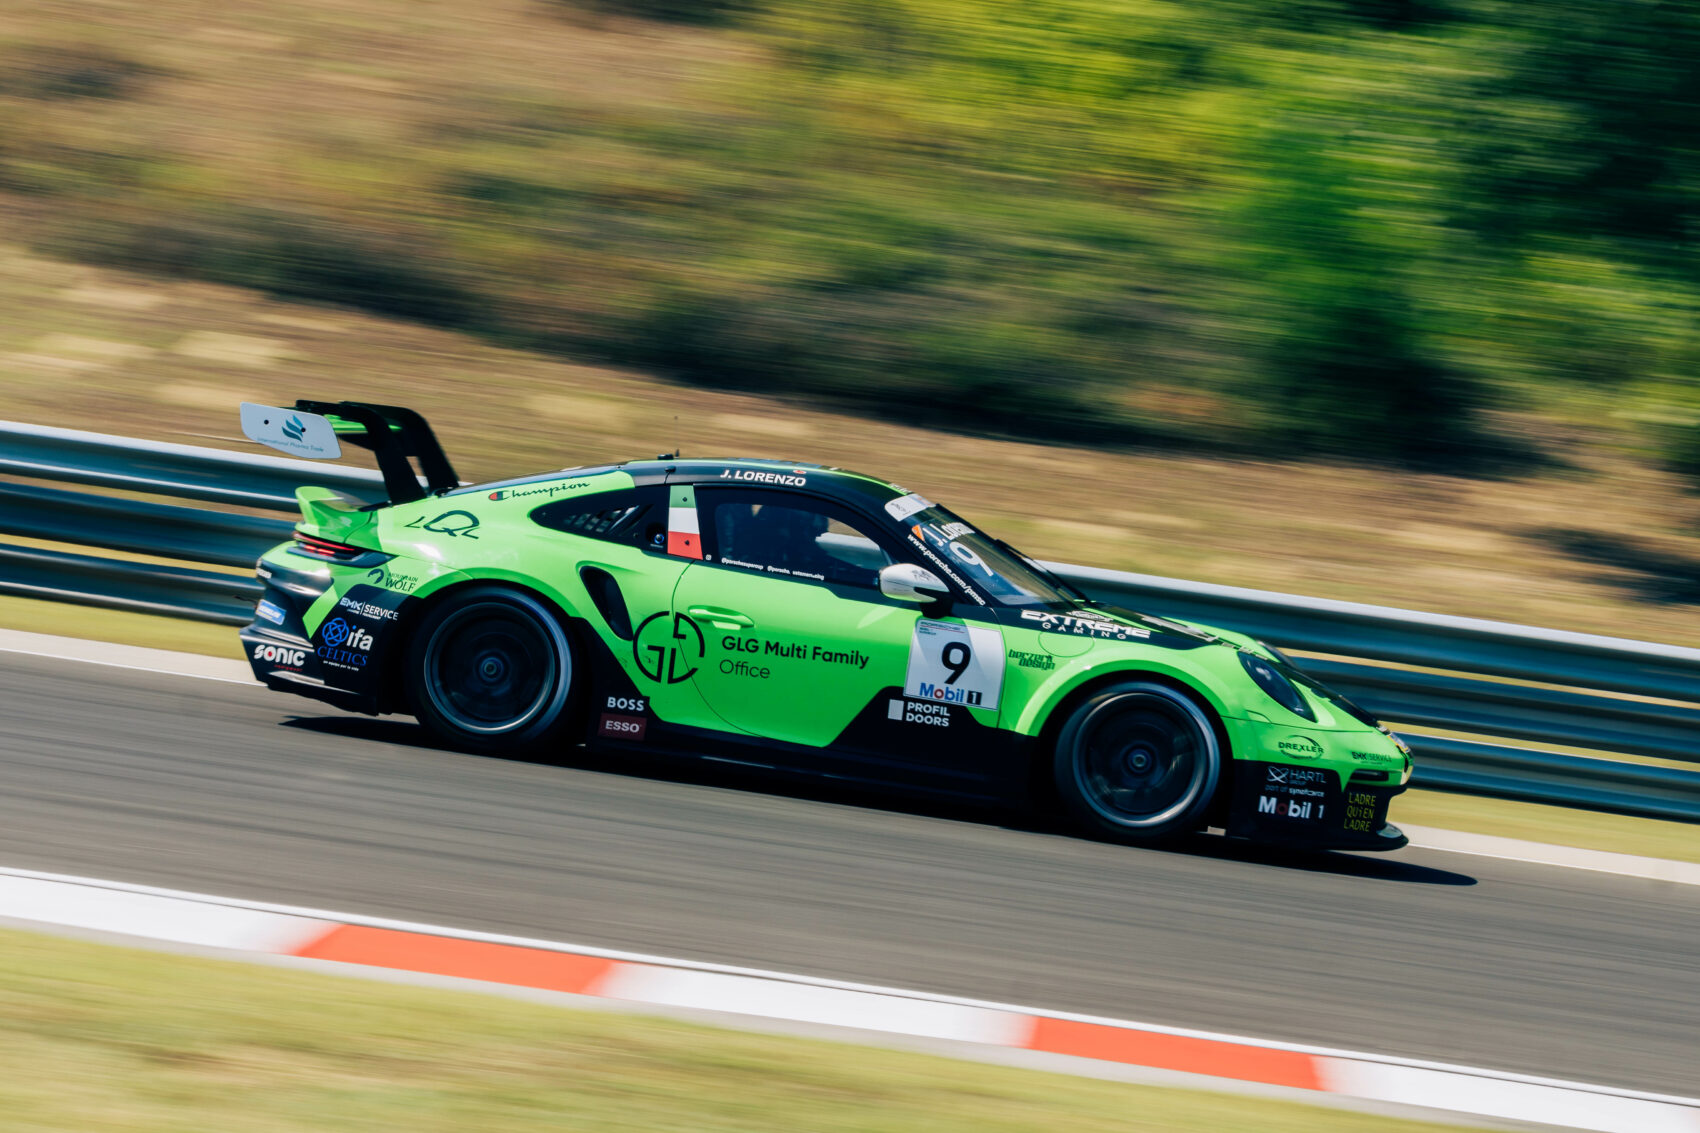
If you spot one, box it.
[252,643,306,667]
[633,612,704,684]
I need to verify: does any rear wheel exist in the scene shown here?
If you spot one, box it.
[407,586,577,754]
[1052,680,1221,844]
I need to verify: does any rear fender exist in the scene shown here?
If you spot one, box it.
[371,570,587,714]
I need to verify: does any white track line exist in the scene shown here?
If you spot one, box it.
[3,629,1695,887]
[1403,824,1700,887]
[0,628,252,683]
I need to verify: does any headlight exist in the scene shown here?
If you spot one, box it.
[1378,723,1412,756]
[1238,649,1315,721]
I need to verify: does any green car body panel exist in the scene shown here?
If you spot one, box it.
[243,439,1411,851]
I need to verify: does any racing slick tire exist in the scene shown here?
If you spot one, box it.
[407,586,579,755]
[1052,680,1221,845]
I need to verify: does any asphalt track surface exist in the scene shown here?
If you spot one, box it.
[2,653,1696,1097]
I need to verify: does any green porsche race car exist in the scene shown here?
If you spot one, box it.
[238,400,1412,850]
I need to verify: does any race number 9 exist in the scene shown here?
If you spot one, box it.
[905,619,1004,711]
[940,641,971,684]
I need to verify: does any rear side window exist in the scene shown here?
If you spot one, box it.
[532,487,666,551]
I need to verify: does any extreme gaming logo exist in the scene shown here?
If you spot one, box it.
[281,415,306,441]
[633,612,704,684]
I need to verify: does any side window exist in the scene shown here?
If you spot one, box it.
[531,487,667,551]
[701,490,894,589]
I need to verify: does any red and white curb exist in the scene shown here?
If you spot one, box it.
[1,867,1695,1132]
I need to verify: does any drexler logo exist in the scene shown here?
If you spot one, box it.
[1277,735,1324,759]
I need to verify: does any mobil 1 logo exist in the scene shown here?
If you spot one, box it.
[1255,763,1334,823]
[904,619,1003,711]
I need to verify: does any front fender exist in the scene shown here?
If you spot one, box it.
[1012,653,1238,739]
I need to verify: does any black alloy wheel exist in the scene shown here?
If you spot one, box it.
[408,586,577,754]
[1052,680,1222,844]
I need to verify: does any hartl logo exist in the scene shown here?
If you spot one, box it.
[281,415,306,441]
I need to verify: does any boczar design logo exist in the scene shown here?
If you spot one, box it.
[633,612,704,684]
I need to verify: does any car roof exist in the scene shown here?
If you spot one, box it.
[452,456,913,508]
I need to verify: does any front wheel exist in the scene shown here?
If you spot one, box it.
[407,586,578,755]
[1052,680,1222,844]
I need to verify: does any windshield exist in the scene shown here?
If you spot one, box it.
[900,505,1071,608]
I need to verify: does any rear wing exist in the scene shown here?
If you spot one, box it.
[240,400,459,505]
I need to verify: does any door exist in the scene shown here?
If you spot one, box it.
[675,488,918,748]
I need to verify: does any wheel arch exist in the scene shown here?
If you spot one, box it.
[377,572,585,715]
[1022,665,1237,820]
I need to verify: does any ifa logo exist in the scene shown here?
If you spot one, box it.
[316,617,375,667]
[321,617,373,651]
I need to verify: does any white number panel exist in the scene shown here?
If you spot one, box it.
[904,619,1004,711]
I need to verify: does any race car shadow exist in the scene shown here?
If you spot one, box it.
[281,714,1477,886]
[1179,833,1478,886]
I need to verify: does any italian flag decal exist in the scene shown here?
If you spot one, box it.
[667,485,701,559]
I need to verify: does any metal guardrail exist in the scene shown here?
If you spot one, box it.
[2,420,1697,822]
[0,421,394,508]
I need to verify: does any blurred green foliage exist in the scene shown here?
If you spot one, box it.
[2,0,1698,467]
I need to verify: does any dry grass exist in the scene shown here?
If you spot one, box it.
[7,238,1700,646]
[0,926,1488,1133]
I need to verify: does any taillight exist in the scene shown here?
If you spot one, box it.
[289,533,389,567]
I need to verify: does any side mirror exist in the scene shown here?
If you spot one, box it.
[879,563,950,604]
